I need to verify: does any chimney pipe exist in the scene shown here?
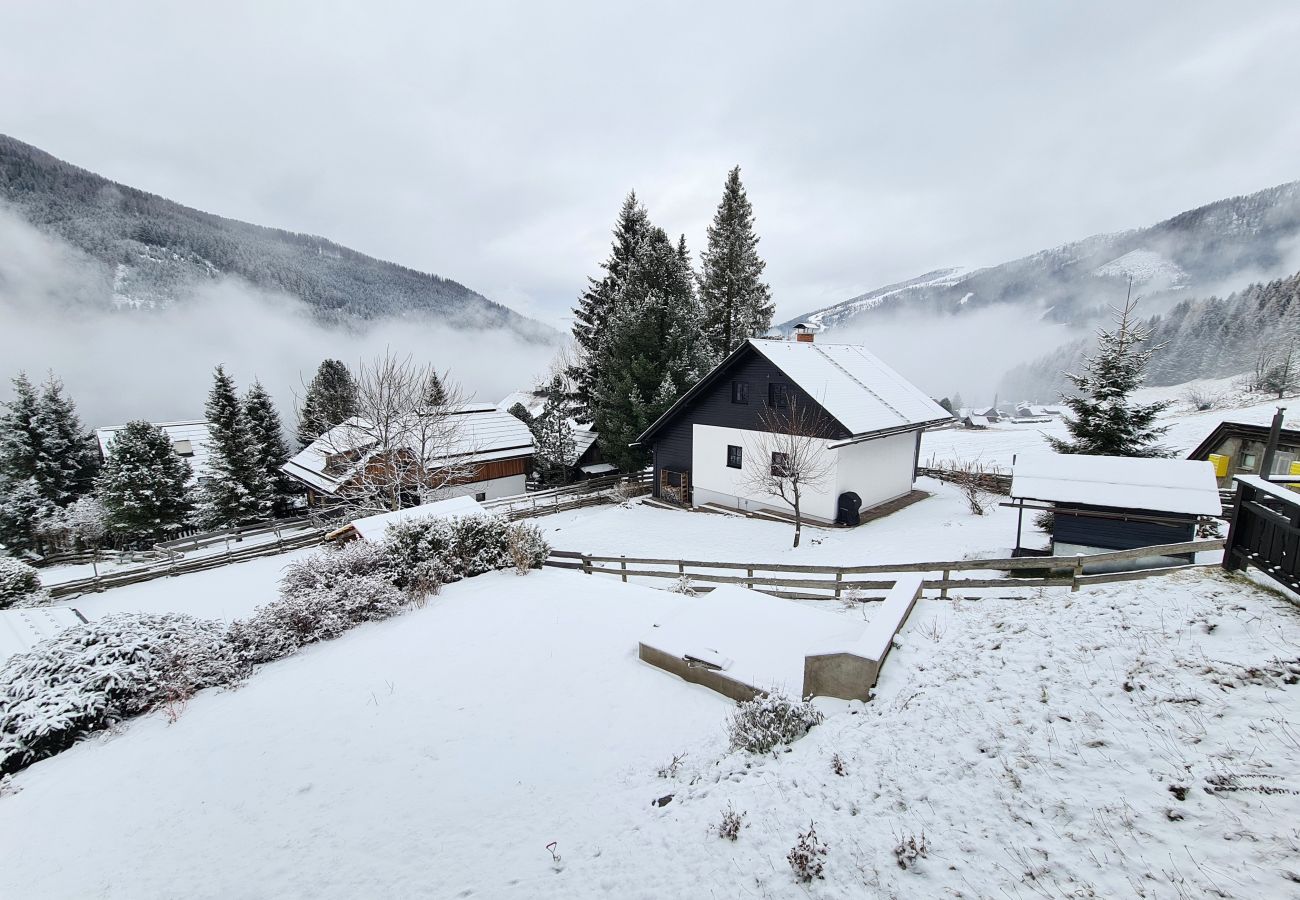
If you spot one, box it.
[793,323,814,343]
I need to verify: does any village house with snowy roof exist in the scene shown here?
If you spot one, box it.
[633,327,953,524]
[282,404,534,507]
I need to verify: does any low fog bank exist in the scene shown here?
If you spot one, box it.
[0,209,557,427]
[832,304,1079,406]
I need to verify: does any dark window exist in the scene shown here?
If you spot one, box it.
[726,445,743,469]
[475,491,487,502]
[731,381,749,404]
[768,383,790,408]
[771,451,791,477]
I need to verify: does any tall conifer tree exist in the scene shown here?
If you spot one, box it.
[244,380,295,517]
[699,166,773,358]
[592,228,711,471]
[1048,297,1171,458]
[32,373,99,505]
[298,359,358,447]
[570,192,651,421]
[196,366,272,527]
[96,421,192,545]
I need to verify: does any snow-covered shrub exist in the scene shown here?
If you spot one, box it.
[383,514,548,588]
[0,556,43,609]
[718,803,746,841]
[383,517,457,592]
[893,831,928,870]
[279,540,392,598]
[449,514,513,577]
[229,545,406,665]
[727,690,825,755]
[505,522,549,574]
[0,612,244,776]
[669,574,697,596]
[787,821,827,882]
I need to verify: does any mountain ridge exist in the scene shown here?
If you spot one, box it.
[0,133,554,340]
[784,179,1300,332]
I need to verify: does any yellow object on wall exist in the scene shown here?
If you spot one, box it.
[1208,453,1230,478]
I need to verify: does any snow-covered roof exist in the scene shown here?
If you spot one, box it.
[283,406,534,496]
[497,390,545,419]
[641,586,864,695]
[747,339,952,437]
[1010,454,1221,515]
[96,420,213,484]
[964,415,991,428]
[0,607,85,666]
[329,495,487,542]
[579,462,616,476]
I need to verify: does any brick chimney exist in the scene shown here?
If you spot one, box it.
[793,323,815,343]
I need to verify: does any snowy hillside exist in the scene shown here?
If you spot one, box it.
[0,134,553,337]
[783,179,1300,332]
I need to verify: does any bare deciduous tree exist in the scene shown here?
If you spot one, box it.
[313,351,476,515]
[739,398,836,548]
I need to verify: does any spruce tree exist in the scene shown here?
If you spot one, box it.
[531,376,577,485]
[95,421,192,545]
[244,380,295,517]
[32,373,99,506]
[507,402,535,428]
[196,366,273,528]
[423,371,448,408]
[570,191,651,421]
[592,228,711,471]
[0,373,41,485]
[699,166,773,358]
[298,359,358,447]
[1048,298,1171,457]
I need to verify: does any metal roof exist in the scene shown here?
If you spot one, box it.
[282,406,534,496]
[96,420,213,484]
[1010,454,1222,516]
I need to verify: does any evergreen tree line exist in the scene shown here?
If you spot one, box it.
[0,360,351,552]
[1000,270,1300,401]
[570,167,774,471]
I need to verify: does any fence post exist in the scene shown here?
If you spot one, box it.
[746,567,753,589]
[833,570,843,600]
[620,557,628,583]
[678,561,685,575]
[582,553,592,576]
[940,569,950,599]
[1071,554,1084,592]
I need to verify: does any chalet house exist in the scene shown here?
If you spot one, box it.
[283,404,534,506]
[497,395,612,480]
[96,420,213,485]
[1009,454,1221,567]
[633,332,952,524]
[1186,419,1300,488]
[961,413,990,429]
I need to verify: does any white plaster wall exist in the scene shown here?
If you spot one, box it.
[833,431,917,510]
[692,424,840,522]
[440,473,527,502]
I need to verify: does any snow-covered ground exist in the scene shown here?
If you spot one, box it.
[923,376,1293,469]
[542,477,1036,568]
[1,564,1296,898]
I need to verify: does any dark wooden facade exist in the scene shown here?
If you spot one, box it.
[637,347,850,502]
[1187,421,1300,488]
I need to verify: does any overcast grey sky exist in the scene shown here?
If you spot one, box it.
[4,1,1298,328]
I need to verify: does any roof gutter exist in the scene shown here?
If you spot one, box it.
[827,417,954,449]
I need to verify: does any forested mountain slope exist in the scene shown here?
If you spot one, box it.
[787,180,1300,331]
[1000,270,1300,400]
[0,134,551,337]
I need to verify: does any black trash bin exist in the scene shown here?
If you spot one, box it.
[836,491,862,526]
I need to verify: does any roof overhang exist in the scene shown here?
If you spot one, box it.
[828,417,953,449]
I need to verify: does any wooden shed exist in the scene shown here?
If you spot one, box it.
[1009,454,1221,566]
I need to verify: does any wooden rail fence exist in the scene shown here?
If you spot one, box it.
[47,529,326,600]
[545,539,1226,601]
[482,470,650,520]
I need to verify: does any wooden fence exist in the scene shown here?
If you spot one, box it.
[545,538,1226,601]
[47,529,326,600]
[1223,476,1299,595]
[916,465,1012,494]
[482,470,650,520]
